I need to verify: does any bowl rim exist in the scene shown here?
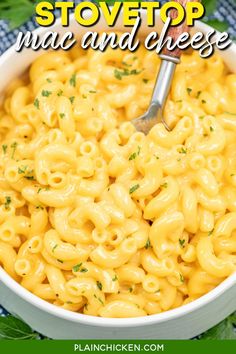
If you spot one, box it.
[1,267,236,327]
[0,10,236,327]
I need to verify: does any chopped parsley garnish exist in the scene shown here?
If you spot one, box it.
[24,175,35,181]
[69,73,76,87]
[129,184,140,194]
[57,259,64,264]
[180,273,185,283]
[129,146,141,161]
[208,229,214,236]
[80,268,88,273]
[4,196,11,210]
[2,145,7,154]
[36,205,44,210]
[10,142,17,159]
[52,245,58,253]
[46,78,52,83]
[160,182,168,189]
[96,281,102,291]
[72,263,82,272]
[202,100,206,104]
[143,78,149,84]
[41,90,52,97]
[210,126,214,132]
[112,275,118,281]
[145,238,151,249]
[34,98,40,110]
[199,116,204,120]
[179,239,185,248]
[57,90,63,97]
[196,91,201,98]
[18,166,35,180]
[37,187,49,193]
[89,90,97,94]
[187,88,192,95]
[114,68,142,80]
[129,287,133,293]
[122,61,132,67]
[230,174,235,177]
[69,96,75,104]
[178,147,187,154]
[82,94,87,99]
[59,113,65,119]
[18,166,27,174]
[93,294,104,305]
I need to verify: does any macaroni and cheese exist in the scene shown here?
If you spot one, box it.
[0,45,236,317]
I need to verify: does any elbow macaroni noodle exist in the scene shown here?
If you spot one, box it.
[0,44,236,318]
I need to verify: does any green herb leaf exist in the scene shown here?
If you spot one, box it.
[114,68,142,80]
[34,98,40,110]
[200,312,236,339]
[18,166,27,174]
[129,146,141,161]
[80,268,88,273]
[178,147,187,154]
[57,89,63,97]
[72,263,82,272]
[129,184,140,194]
[59,113,65,119]
[145,238,151,249]
[0,315,38,340]
[202,0,218,17]
[2,144,7,154]
[203,19,229,32]
[69,73,77,87]
[10,142,17,159]
[41,90,52,97]
[69,96,75,104]
[179,273,185,283]
[96,281,103,291]
[0,0,35,29]
[4,196,11,210]
[52,244,58,253]
[179,239,186,248]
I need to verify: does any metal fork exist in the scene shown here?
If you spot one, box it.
[132,0,197,134]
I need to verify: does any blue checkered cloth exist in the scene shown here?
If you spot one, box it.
[0,0,236,338]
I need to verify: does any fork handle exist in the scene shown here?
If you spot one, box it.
[161,0,200,60]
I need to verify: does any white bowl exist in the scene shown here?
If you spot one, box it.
[0,10,236,339]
